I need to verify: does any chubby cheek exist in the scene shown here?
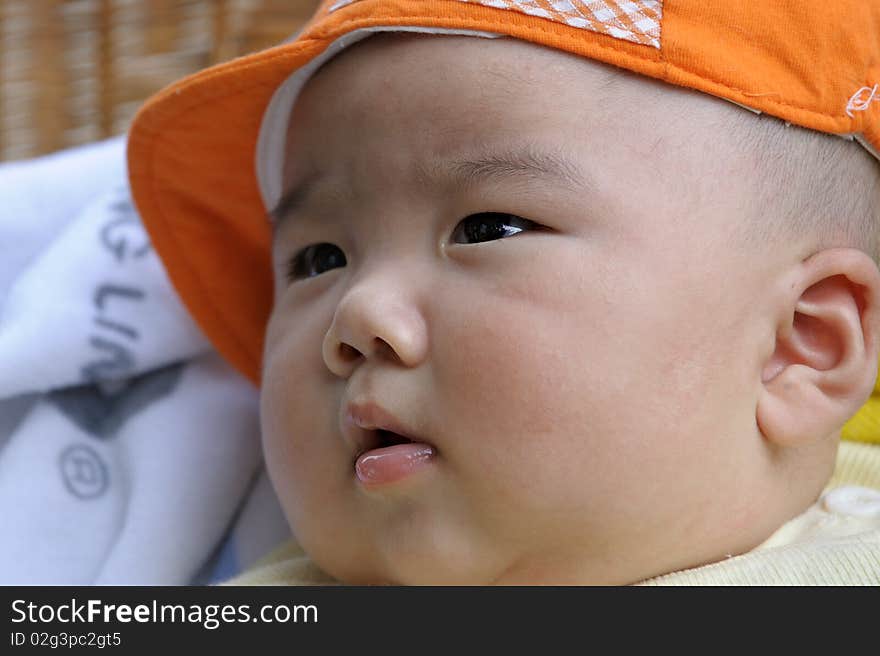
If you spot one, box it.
[260,311,345,530]
[428,276,636,523]
[427,248,731,530]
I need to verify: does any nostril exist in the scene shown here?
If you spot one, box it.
[338,342,361,362]
[339,337,396,363]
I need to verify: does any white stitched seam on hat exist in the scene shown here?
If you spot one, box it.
[326,0,663,49]
[846,83,879,119]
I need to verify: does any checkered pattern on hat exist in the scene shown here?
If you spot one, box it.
[328,0,663,48]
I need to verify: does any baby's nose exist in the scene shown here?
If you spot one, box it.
[322,278,429,377]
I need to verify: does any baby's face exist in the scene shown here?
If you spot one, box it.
[262,34,784,584]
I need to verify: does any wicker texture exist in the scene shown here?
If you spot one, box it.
[0,0,319,161]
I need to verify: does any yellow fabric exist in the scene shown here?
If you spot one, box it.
[221,541,338,586]
[841,368,880,444]
[223,441,880,586]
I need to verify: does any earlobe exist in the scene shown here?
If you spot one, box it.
[757,248,880,449]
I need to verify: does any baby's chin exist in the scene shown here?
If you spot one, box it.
[299,529,625,585]
[296,519,518,585]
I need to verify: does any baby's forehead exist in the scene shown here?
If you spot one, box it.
[304,35,753,163]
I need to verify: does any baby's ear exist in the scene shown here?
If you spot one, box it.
[757,248,880,448]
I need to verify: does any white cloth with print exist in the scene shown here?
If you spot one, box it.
[0,138,290,584]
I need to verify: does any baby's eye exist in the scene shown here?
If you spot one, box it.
[450,212,539,244]
[287,242,347,282]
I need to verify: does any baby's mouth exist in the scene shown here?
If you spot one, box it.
[354,429,436,486]
[374,429,413,449]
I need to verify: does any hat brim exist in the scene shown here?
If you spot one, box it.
[128,39,328,385]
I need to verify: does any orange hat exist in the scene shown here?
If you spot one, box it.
[127,0,880,388]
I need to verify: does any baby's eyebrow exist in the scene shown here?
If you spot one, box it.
[420,145,589,197]
[270,145,590,232]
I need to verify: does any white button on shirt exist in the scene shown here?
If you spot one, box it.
[822,485,880,518]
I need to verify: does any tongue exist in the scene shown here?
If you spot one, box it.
[355,443,435,486]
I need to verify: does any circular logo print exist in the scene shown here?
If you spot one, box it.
[59,444,109,499]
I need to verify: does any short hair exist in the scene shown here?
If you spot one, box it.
[735,111,880,266]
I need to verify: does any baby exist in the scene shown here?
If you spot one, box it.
[127,0,880,584]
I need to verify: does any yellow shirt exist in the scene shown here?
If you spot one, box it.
[224,441,880,586]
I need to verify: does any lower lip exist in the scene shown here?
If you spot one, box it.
[355,443,436,486]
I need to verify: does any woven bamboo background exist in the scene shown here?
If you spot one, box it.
[0,0,320,162]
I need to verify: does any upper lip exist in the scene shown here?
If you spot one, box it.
[341,401,422,456]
